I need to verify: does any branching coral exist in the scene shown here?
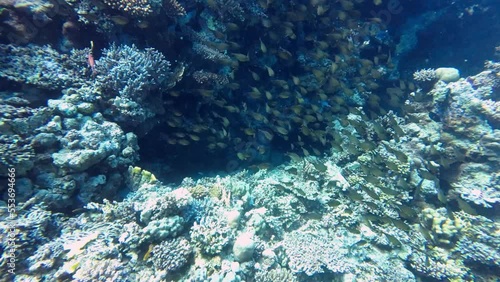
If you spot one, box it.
[95,44,174,126]
[413,68,438,82]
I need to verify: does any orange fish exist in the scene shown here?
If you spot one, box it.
[88,41,97,76]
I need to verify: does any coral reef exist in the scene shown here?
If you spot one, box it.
[0,0,69,43]
[102,0,154,17]
[0,0,498,281]
[421,208,462,245]
[149,237,193,273]
[282,230,353,276]
[51,119,137,172]
[255,268,297,282]
[0,134,34,176]
[190,208,234,256]
[94,44,177,127]
[0,44,87,89]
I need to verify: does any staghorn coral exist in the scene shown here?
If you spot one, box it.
[96,44,171,92]
[183,198,213,224]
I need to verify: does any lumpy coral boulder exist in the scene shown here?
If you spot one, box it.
[52,119,137,172]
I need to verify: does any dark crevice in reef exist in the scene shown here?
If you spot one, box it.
[398,2,500,78]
